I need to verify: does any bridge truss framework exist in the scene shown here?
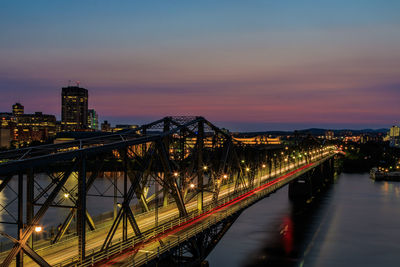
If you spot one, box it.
[0,116,334,266]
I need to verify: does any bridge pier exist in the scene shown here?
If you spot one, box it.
[288,158,335,201]
[144,212,242,267]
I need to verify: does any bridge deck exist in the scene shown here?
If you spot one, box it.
[0,152,335,266]
[84,153,334,266]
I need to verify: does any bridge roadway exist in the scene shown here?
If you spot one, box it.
[0,150,335,266]
[96,153,334,267]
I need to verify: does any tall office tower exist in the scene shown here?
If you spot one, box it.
[12,102,24,116]
[61,86,88,131]
[88,109,99,130]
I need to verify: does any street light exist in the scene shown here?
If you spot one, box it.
[203,166,208,170]
[190,183,195,189]
[173,172,179,177]
[63,193,69,198]
[35,226,42,233]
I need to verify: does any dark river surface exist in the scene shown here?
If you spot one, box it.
[207,172,400,267]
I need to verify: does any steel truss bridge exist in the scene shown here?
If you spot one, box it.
[0,116,337,266]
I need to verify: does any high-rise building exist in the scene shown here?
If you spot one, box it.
[88,109,99,130]
[61,86,88,131]
[12,103,24,116]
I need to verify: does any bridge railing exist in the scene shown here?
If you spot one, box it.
[57,180,260,267]
[122,154,333,267]
[56,149,336,267]
[0,147,336,266]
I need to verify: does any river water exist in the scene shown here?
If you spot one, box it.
[207,172,400,267]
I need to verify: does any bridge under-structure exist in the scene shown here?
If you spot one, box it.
[0,116,337,267]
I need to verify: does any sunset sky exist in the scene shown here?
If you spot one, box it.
[1,1,400,131]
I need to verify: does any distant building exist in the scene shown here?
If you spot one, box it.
[389,125,400,147]
[101,120,111,132]
[1,105,56,147]
[12,103,24,116]
[88,109,99,130]
[0,113,15,128]
[233,135,281,145]
[54,131,110,144]
[55,121,62,133]
[360,134,370,144]
[0,113,16,148]
[61,86,88,131]
[16,111,57,138]
[389,126,400,137]
[113,124,138,132]
[0,128,12,148]
[325,130,334,140]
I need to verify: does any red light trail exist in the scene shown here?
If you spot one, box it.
[97,162,315,266]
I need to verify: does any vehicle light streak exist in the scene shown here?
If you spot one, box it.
[97,162,315,266]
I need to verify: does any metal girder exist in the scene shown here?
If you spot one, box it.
[123,149,128,241]
[0,117,205,176]
[172,212,242,265]
[21,242,52,267]
[126,149,153,212]
[212,140,232,202]
[1,159,78,267]
[0,175,13,193]
[16,172,23,267]
[125,206,141,236]
[100,194,141,251]
[0,232,51,267]
[77,155,87,262]
[157,140,188,217]
[26,169,34,248]
[197,121,204,212]
[52,208,75,244]
[0,116,336,266]
[101,207,124,251]
[100,159,143,251]
[33,172,63,203]
[52,160,104,244]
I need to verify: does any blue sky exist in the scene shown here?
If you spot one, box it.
[1,1,400,131]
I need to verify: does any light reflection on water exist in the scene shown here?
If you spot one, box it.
[380,181,400,197]
[207,173,400,267]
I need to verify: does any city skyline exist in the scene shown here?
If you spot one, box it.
[1,1,400,131]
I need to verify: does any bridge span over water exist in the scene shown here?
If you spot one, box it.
[0,116,337,266]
